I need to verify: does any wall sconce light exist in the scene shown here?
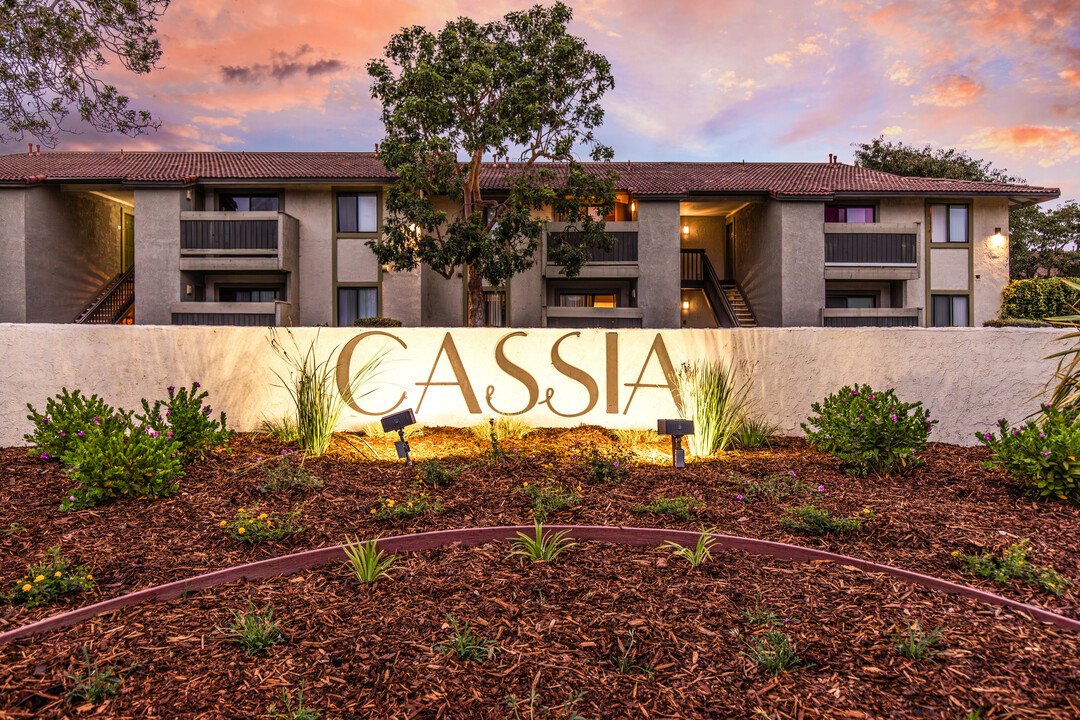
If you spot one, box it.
[682,300,690,310]
[630,200,637,214]
[682,225,689,235]
[991,227,1006,247]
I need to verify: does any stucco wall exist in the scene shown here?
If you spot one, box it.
[973,197,1010,325]
[637,200,681,328]
[877,198,927,312]
[680,215,727,279]
[734,201,783,326]
[287,188,335,326]
[0,324,1061,448]
[0,190,26,322]
[134,189,188,325]
[780,201,826,327]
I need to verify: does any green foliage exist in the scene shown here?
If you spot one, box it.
[999,278,1080,320]
[671,361,751,456]
[261,415,300,443]
[414,459,464,489]
[801,384,935,475]
[470,415,534,441]
[978,405,1080,504]
[366,2,617,325]
[341,537,397,584]
[730,471,810,503]
[1007,202,1080,280]
[371,493,439,521]
[983,317,1053,328]
[852,136,1020,184]
[223,600,284,655]
[509,521,576,563]
[632,495,703,520]
[742,630,803,676]
[893,619,944,660]
[25,388,124,460]
[137,382,232,460]
[572,441,632,483]
[741,594,781,626]
[516,482,581,522]
[954,540,1071,597]
[7,547,93,608]
[733,415,780,449]
[611,629,653,677]
[506,690,587,720]
[67,647,121,705]
[257,456,324,494]
[351,316,402,327]
[269,329,384,457]
[435,614,496,663]
[610,427,661,444]
[661,530,718,568]
[1,0,167,145]
[780,505,873,536]
[59,416,184,511]
[224,506,306,544]
[268,684,321,720]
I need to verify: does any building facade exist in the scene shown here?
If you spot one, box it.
[0,151,1060,329]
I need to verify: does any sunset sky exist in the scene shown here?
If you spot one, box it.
[4,0,1079,201]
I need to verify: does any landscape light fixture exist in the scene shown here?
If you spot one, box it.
[657,419,694,468]
[381,408,417,466]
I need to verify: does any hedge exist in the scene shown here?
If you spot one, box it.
[1000,278,1080,321]
[352,317,403,327]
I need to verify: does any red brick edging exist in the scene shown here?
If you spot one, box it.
[2,525,1077,644]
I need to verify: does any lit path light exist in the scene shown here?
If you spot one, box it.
[1,526,1078,644]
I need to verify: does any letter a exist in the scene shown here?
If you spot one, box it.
[416,333,482,414]
[622,333,679,414]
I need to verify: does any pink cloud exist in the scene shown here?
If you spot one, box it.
[913,75,985,108]
[963,125,1080,167]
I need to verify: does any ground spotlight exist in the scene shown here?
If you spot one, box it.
[657,419,694,468]
[381,408,417,466]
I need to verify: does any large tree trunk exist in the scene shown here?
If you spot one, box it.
[467,264,485,327]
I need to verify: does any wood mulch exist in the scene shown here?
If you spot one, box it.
[1,428,1079,718]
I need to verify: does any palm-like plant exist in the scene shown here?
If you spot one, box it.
[342,536,397,583]
[1044,278,1080,411]
[508,521,576,562]
[670,361,752,456]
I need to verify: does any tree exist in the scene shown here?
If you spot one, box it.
[1,0,169,146]
[366,1,618,327]
[853,136,1078,279]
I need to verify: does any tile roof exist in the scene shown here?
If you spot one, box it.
[0,151,1059,199]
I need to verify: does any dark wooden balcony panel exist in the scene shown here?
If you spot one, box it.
[181,219,278,251]
[825,233,916,265]
[547,231,638,263]
[172,313,276,326]
[823,315,919,328]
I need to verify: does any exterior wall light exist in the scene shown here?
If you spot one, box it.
[991,227,1006,247]
[682,225,689,235]
[682,300,690,310]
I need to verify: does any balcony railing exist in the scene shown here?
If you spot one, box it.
[821,307,921,327]
[823,223,918,265]
[179,212,299,272]
[170,301,293,327]
[544,306,644,328]
[547,231,638,262]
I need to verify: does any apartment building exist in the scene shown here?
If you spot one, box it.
[0,151,1059,329]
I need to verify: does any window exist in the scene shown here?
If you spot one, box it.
[825,206,874,223]
[219,193,279,212]
[554,199,636,222]
[337,193,379,233]
[484,290,507,327]
[825,295,876,309]
[558,292,617,308]
[931,294,969,327]
[219,288,279,303]
[930,204,969,243]
[338,287,378,326]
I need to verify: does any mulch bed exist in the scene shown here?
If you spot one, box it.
[1,427,1079,717]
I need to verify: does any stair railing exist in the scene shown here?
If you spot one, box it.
[75,267,135,324]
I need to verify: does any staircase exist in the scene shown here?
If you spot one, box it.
[74,268,135,324]
[720,283,757,327]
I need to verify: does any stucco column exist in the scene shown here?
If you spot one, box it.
[637,200,681,328]
[0,190,27,322]
[134,189,186,325]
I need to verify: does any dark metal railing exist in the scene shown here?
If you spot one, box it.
[75,267,135,324]
[181,218,278,251]
[680,249,742,327]
[823,315,919,328]
[171,312,276,326]
[546,231,638,262]
[825,233,917,265]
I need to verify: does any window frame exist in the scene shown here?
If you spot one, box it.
[217,286,282,303]
[927,202,972,245]
[824,204,877,224]
[217,191,282,212]
[335,192,381,235]
[336,284,381,327]
[930,292,970,327]
[482,287,508,327]
[556,290,619,308]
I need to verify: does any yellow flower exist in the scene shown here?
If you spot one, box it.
[523,482,529,487]
[370,509,377,514]
[86,575,92,580]
[54,571,62,577]
[407,502,414,507]
[951,551,960,557]
[34,575,44,583]
[386,500,396,507]
[237,527,246,535]
[21,584,32,592]
[219,520,227,526]
[576,486,582,492]
[266,521,272,527]
[862,508,871,514]
[258,513,269,520]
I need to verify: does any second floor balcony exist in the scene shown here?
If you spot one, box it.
[824,222,919,280]
[179,211,299,272]
[544,221,638,277]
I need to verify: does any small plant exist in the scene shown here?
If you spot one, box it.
[661,529,718,568]
[268,684,320,720]
[506,691,587,720]
[610,427,661,444]
[8,547,93,608]
[954,540,1072,596]
[741,593,780,626]
[509,521,576,563]
[59,414,184,511]
[731,471,810,502]
[415,458,464,489]
[222,600,284,655]
[743,629,803,676]
[632,495,703,520]
[893,618,944,660]
[516,482,581,522]
[479,417,522,465]
[978,405,1080,505]
[66,647,121,704]
[671,360,752,456]
[223,506,306,544]
[342,537,397,583]
[258,456,324,494]
[801,384,936,476]
[572,441,632,484]
[611,629,654,676]
[733,415,781,449]
[371,493,439,521]
[435,614,495,662]
[470,415,534,441]
[25,388,124,460]
[137,382,232,460]
[4,522,26,537]
[261,415,300,443]
[780,505,873,536]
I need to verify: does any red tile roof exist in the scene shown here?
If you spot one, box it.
[0,151,1059,200]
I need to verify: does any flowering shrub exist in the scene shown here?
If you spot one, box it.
[223,506,306,543]
[257,456,324,494]
[7,547,93,608]
[801,384,935,475]
[953,540,1071,597]
[779,505,874,535]
[572,441,632,484]
[138,382,232,460]
[24,388,125,460]
[632,495,703,519]
[371,493,439,520]
[978,405,1080,504]
[415,459,464,489]
[516,482,581,522]
[59,416,184,511]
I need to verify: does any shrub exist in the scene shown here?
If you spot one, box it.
[572,441,632,484]
[371,493,439,521]
[342,537,397,583]
[610,427,661,444]
[632,496,702,519]
[414,459,464,489]
[978,406,1080,504]
[509,521,576,563]
[59,418,184,511]
[733,415,780,449]
[469,415,534,441]
[223,506,306,543]
[24,388,124,460]
[223,601,284,655]
[351,316,402,327]
[138,382,232,460]
[671,360,752,456]
[780,505,873,535]
[983,318,1052,328]
[801,384,936,475]
[7,547,93,608]
[257,457,324,494]
[516,482,581,522]
[661,530,718,569]
[731,471,809,502]
[953,540,1071,597]
[1000,277,1080,321]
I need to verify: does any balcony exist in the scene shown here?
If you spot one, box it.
[170,301,294,327]
[544,221,638,278]
[824,222,919,280]
[821,307,921,327]
[544,306,643,328]
[179,212,299,272]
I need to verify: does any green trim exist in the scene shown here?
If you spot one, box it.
[923,201,974,327]
[331,188,384,327]
[335,283,381,325]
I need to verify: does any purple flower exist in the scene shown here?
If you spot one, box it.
[1039,433,1046,438]
[41,453,49,459]
[1042,451,1051,455]
[167,386,175,394]
[891,415,897,422]
[42,416,50,423]
[984,433,992,440]
[1012,429,1018,435]
[511,448,518,453]
[59,432,65,437]
[736,494,743,501]
[192,381,200,389]
[77,431,83,437]
[68,495,75,501]
[817,485,825,492]
[613,461,619,467]
[789,470,797,477]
